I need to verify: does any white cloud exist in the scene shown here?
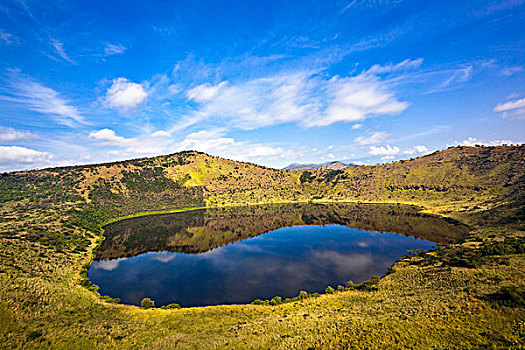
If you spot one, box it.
[354,131,389,145]
[0,127,36,142]
[0,70,87,127]
[369,144,400,155]
[150,130,171,138]
[104,43,127,56]
[177,130,291,162]
[180,63,411,130]
[105,78,148,112]
[366,58,424,74]
[494,98,525,112]
[186,82,227,102]
[308,74,408,127]
[453,137,514,147]
[351,123,363,129]
[89,128,127,144]
[89,128,172,155]
[0,146,54,171]
[494,98,525,119]
[403,145,429,155]
[50,38,77,65]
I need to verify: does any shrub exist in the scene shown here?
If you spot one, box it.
[141,297,155,309]
[100,295,120,303]
[298,290,308,300]
[160,303,181,309]
[269,296,282,306]
[325,286,335,294]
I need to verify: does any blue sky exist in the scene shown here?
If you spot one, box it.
[0,0,524,171]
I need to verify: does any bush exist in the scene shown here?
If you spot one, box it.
[160,303,181,309]
[100,295,120,304]
[298,290,308,300]
[269,296,282,306]
[141,297,155,309]
[325,286,335,294]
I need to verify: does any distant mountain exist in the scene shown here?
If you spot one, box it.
[283,161,357,171]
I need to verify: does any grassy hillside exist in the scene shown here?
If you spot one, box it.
[0,145,524,349]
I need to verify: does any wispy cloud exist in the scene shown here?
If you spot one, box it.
[0,69,88,127]
[0,127,37,141]
[472,0,525,17]
[339,0,357,15]
[494,97,525,119]
[104,43,127,56]
[366,58,424,74]
[180,62,411,130]
[425,64,474,94]
[49,38,77,65]
[354,131,389,145]
[499,66,523,77]
[0,29,15,45]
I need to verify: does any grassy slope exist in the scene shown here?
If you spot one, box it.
[0,145,524,349]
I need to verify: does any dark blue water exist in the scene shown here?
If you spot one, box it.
[89,224,435,307]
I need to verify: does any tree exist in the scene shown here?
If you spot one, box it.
[141,297,155,309]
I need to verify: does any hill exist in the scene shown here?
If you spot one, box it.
[0,145,524,348]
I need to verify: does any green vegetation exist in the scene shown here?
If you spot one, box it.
[252,291,320,306]
[0,145,524,348]
[141,298,155,309]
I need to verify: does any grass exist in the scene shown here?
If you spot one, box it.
[0,145,524,349]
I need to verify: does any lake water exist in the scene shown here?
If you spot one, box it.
[89,203,468,307]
